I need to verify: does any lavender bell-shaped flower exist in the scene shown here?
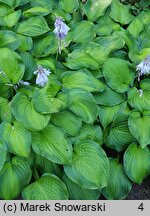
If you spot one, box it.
[34,65,51,87]
[53,17,70,53]
[136,56,150,81]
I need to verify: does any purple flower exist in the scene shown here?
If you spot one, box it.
[53,17,70,40]
[136,56,150,81]
[34,65,51,87]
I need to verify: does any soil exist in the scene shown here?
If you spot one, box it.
[125,176,150,200]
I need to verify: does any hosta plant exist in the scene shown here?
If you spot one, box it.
[0,0,150,200]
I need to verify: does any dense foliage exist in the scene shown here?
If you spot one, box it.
[0,0,150,200]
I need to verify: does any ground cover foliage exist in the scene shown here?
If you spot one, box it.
[0,0,150,200]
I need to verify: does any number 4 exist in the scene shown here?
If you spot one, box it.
[138,203,144,211]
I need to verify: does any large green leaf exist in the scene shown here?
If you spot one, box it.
[0,97,12,122]
[35,155,62,177]
[11,92,50,131]
[0,30,20,50]
[83,0,112,21]
[71,21,96,43]
[51,110,82,136]
[20,52,36,80]
[94,35,125,54]
[64,140,109,189]
[99,102,127,129]
[22,173,68,200]
[0,138,7,171]
[0,48,25,84]
[63,174,100,200]
[68,89,99,124]
[32,33,58,57]
[102,159,132,200]
[16,16,50,36]
[60,0,79,13]
[128,110,150,148]
[128,79,150,111]
[64,50,100,70]
[0,0,21,7]
[32,82,63,114]
[110,0,134,25]
[18,35,33,52]
[95,86,126,106]
[0,121,31,157]
[103,58,134,93]
[32,124,73,165]
[0,156,32,199]
[3,10,21,27]
[23,7,51,17]
[61,69,105,92]
[106,114,136,152]
[124,143,150,184]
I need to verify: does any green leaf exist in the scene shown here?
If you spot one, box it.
[103,58,134,93]
[63,174,100,200]
[16,16,50,37]
[102,159,132,200]
[0,121,31,157]
[99,102,127,129]
[64,140,109,189]
[110,0,134,25]
[61,69,105,92]
[0,0,21,7]
[0,30,20,50]
[127,17,144,38]
[83,0,112,21]
[128,110,150,148]
[35,155,62,177]
[0,48,25,84]
[0,138,7,171]
[23,7,51,18]
[0,3,12,17]
[32,124,73,165]
[20,52,36,80]
[128,79,150,111]
[60,0,79,13]
[0,156,32,199]
[18,35,33,52]
[11,93,50,131]
[22,173,68,200]
[51,110,82,136]
[106,114,136,152]
[32,33,58,57]
[71,21,96,43]
[30,0,51,7]
[0,97,12,122]
[124,144,150,184]
[95,85,126,106]
[64,50,100,70]
[3,10,21,27]
[94,35,125,54]
[68,89,99,124]
[32,82,63,114]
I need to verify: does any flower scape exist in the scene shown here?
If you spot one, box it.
[0,0,150,200]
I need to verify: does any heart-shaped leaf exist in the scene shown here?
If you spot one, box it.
[61,69,105,92]
[16,16,50,37]
[64,140,109,189]
[22,173,68,200]
[51,110,82,136]
[106,114,136,152]
[0,138,7,171]
[0,47,25,84]
[32,124,73,165]
[63,174,101,200]
[0,156,32,199]
[103,58,134,93]
[128,110,150,148]
[11,92,50,131]
[124,143,150,184]
[0,121,31,157]
[102,159,132,200]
